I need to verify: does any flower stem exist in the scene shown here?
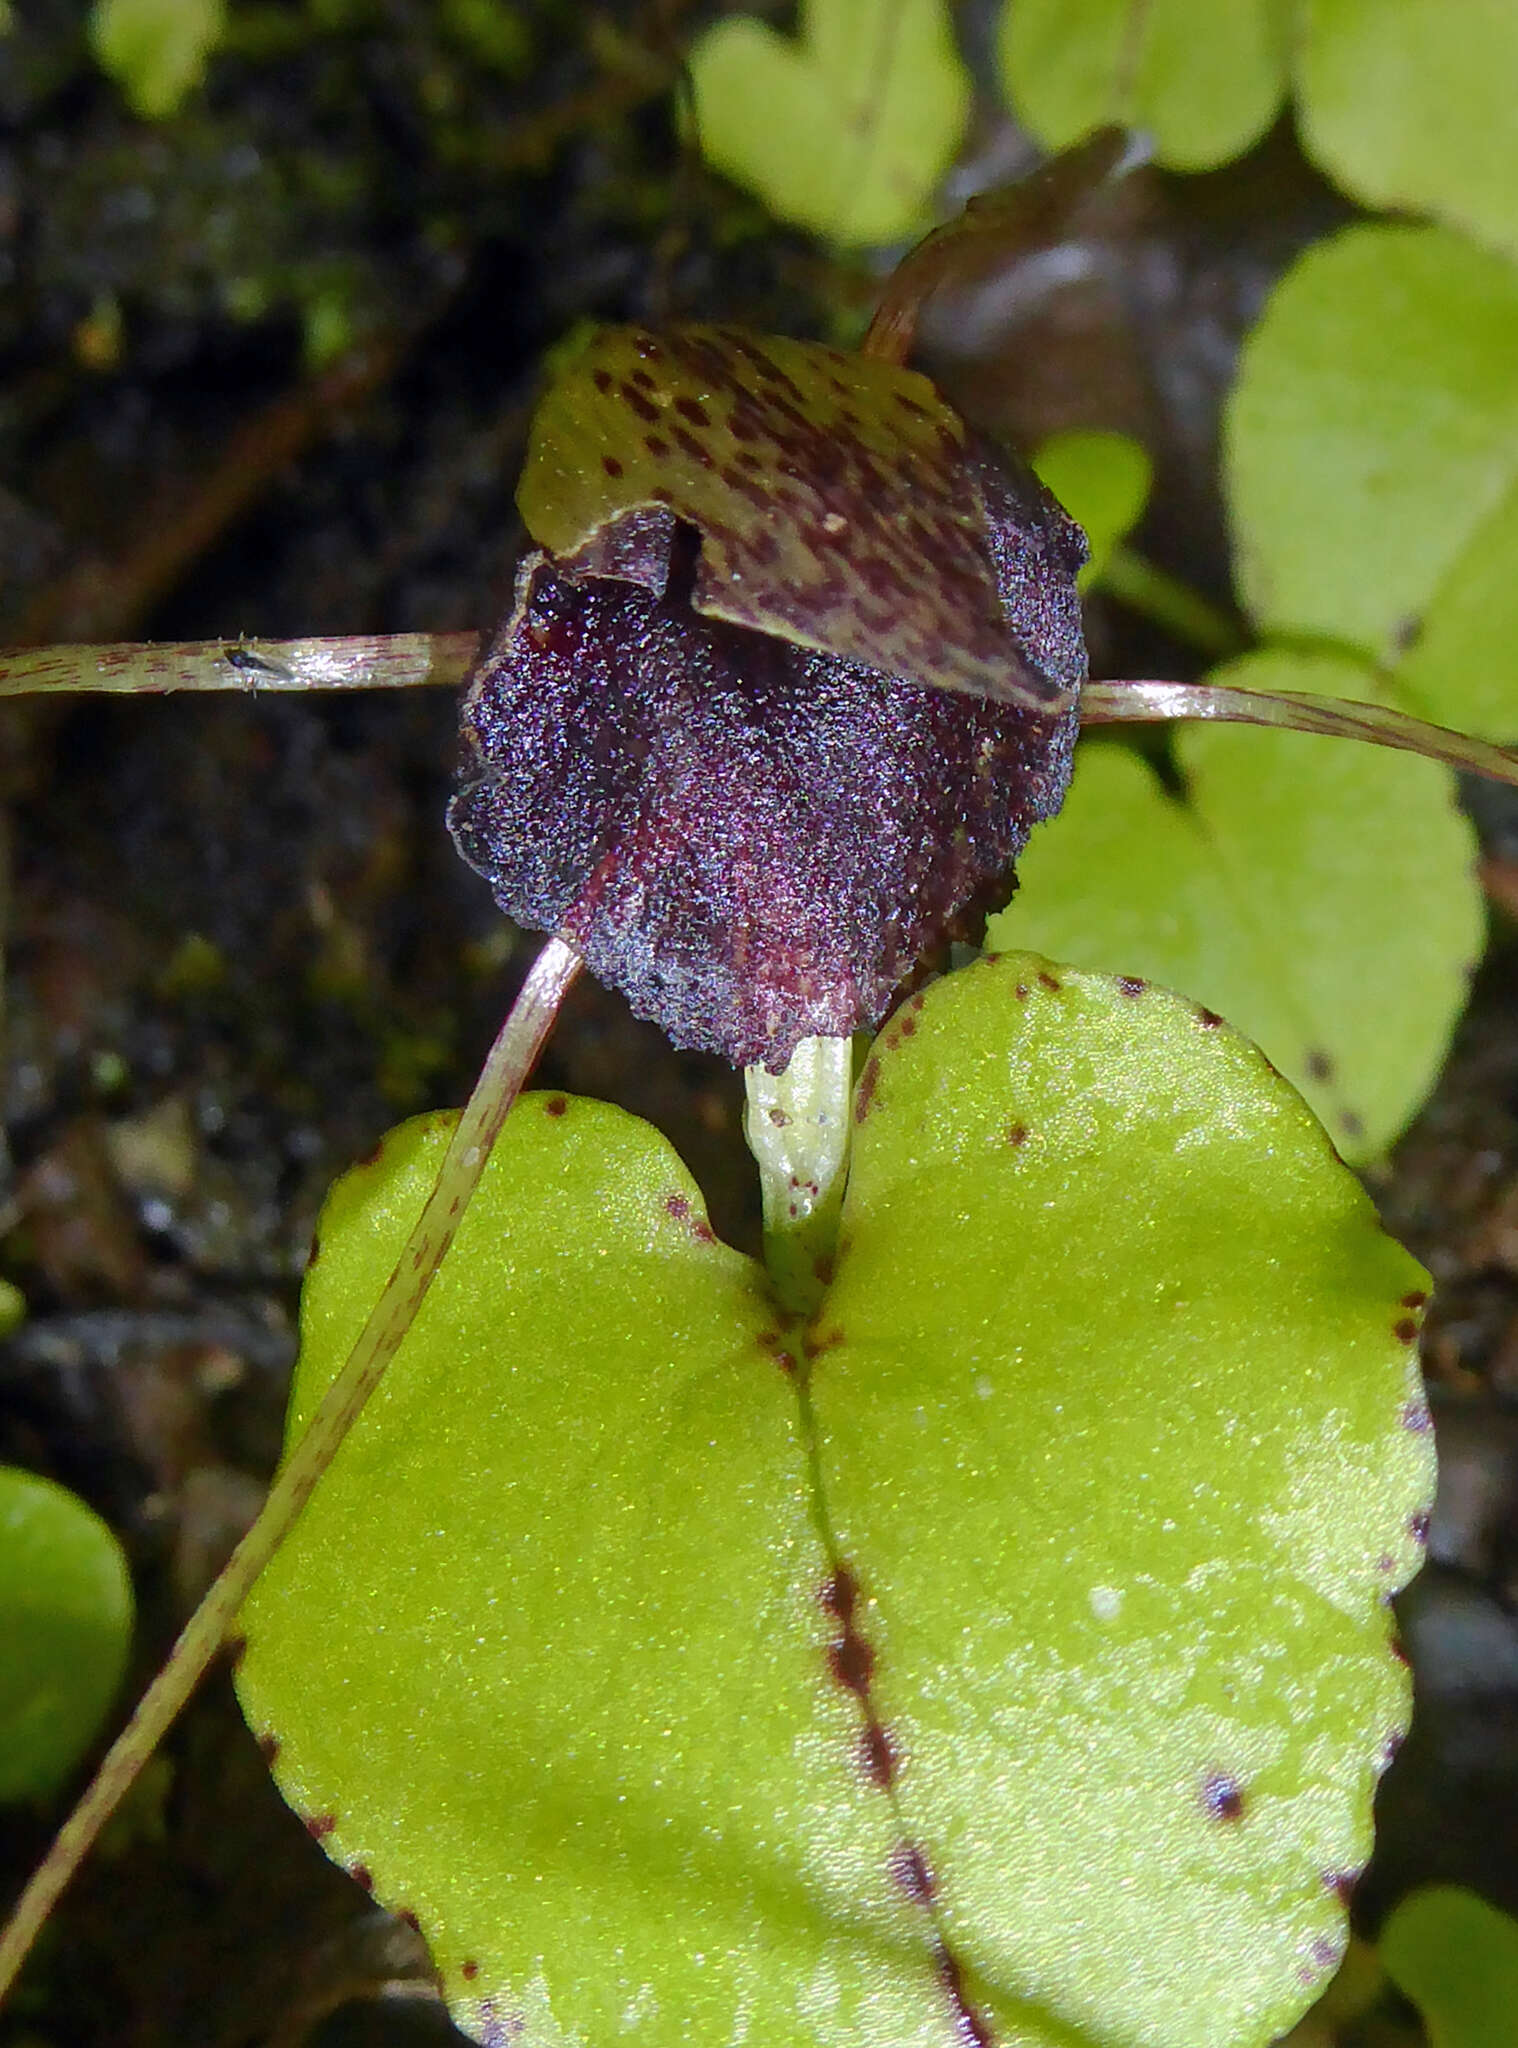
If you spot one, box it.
[744,1035,853,1316]
[0,936,581,2007]
[0,633,480,699]
[1083,677,1518,789]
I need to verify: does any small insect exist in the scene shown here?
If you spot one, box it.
[222,640,296,683]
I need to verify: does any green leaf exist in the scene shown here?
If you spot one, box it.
[688,0,971,247]
[1380,1887,1518,2048]
[0,1279,24,1337]
[88,0,227,119]
[821,955,1430,2044]
[1297,0,1518,264]
[990,650,1483,1161]
[238,972,1430,2048]
[997,0,1288,173]
[1031,429,1152,587]
[1396,478,1518,741]
[239,1100,924,2044]
[1225,224,1518,708]
[0,1466,134,1802]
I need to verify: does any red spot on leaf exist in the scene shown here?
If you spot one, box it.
[935,1947,994,2047]
[1394,1317,1420,1343]
[1401,1290,1429,1311]
[665,1192,716,1243]
[1196,1007,1223,1028]
[859,1720,897,1790]
[854,1058,880,1124]
[821,1569,858,1624]
[1201,1773,1246,1822]
[1005,1121,1028,1147]
[544,1095,567,1117]
[305,1814,336,1840]
[1037,970,1061,992]
[349,1863,374,1892]
[803,1325,844,1362]
[1408,1510,1431,1546]
[756,1329,795,1374]
[829,1631,875,1695]
[1116,975,1145,997]
[462,1960,481,1981]
[891,1842,935,1903]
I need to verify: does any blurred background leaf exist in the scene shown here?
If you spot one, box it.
[0,1466,134,1803]
[993,650,1484,1162]
[688,0,971,246]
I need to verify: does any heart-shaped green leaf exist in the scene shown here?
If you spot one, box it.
[0,1465,134,1802]
[990,650,1483,1161]
[237,957,1431,2047]
[1225,223,1518,735]
[997,0,1288,173]
[688,0,971,247]
[1297,0,1518,264]
[89,0,226,119]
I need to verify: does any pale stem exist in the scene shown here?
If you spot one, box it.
[0,633,481,699]
[744,1034,853,1316]
[1095,548,1243,660]
[1083,678,1518,791]
[0,935,582,2007]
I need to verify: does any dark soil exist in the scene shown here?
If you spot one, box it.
[2,7,1516,2044]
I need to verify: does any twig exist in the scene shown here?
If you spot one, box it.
[0,634,481,700]
[0,937,583,2006]
[1084,677,1518,789]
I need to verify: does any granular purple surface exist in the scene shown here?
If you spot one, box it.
[450,435,1086,1067]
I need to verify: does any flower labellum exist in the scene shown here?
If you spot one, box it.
[449,325,1087,1067]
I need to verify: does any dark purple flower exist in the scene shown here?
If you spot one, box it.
[449,326,1086,1068]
